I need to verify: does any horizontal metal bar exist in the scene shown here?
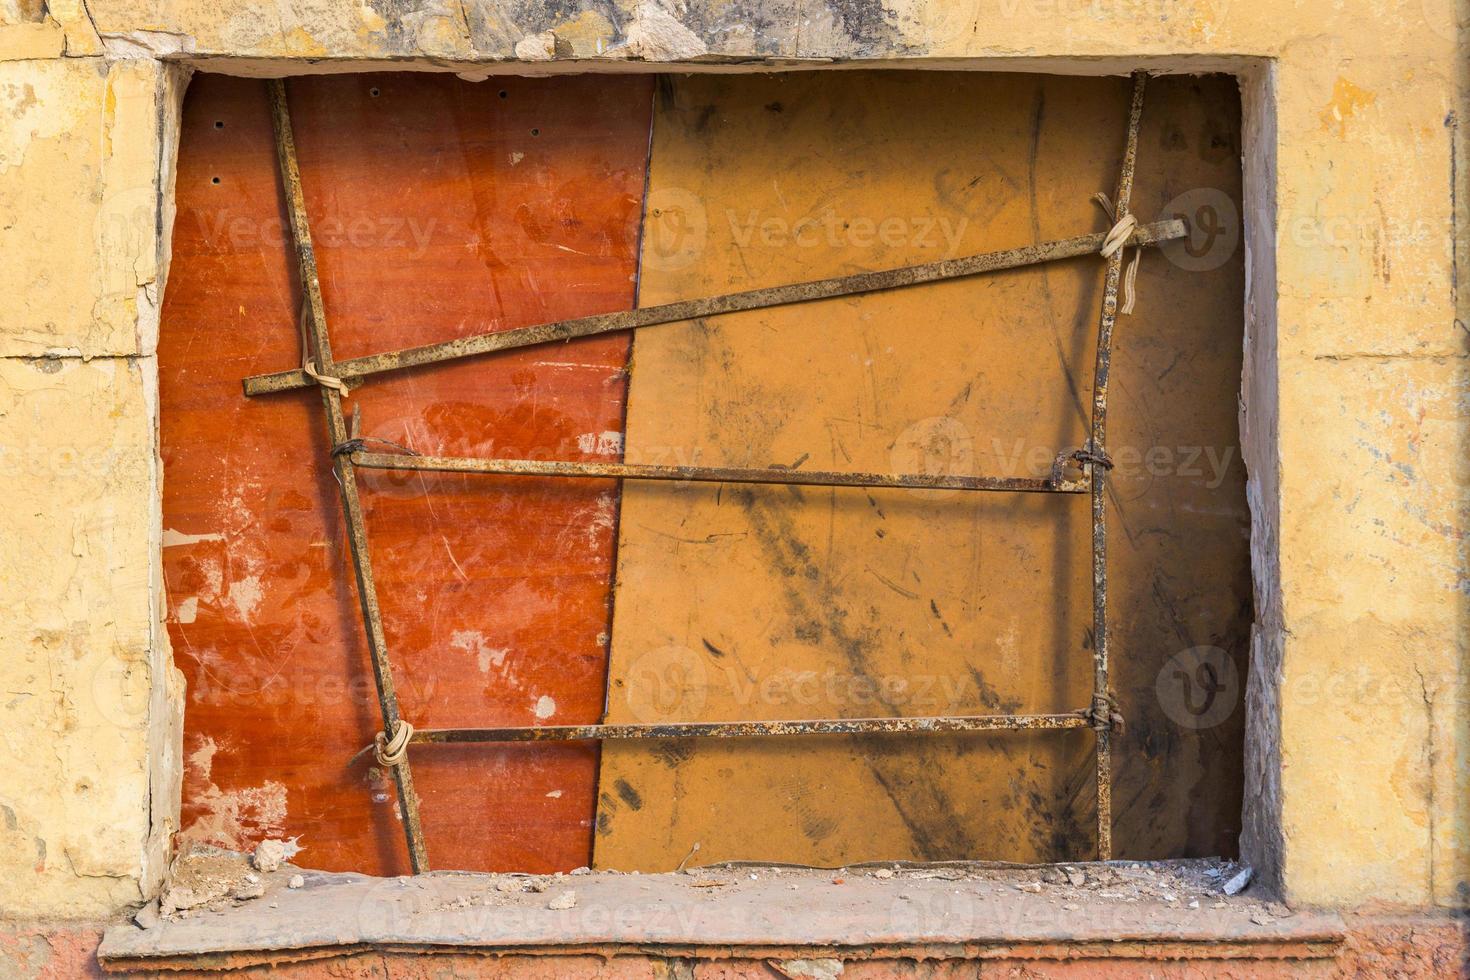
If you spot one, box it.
[410,713,1091,744]
[351,451,1088,494]
[244,218,1187,396]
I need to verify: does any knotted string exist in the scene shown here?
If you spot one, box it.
[373,719,413,767]
[298,297,348,395]
[1093,192,1142,316]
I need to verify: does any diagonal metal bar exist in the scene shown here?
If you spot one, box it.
[243,219,1186,397]
[1088,71,1150,863]
[349,450,1090,494]
[266,79,431,874]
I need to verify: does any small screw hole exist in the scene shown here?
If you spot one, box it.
[530,128,540,137]
[210,177,221,185]
[214,120,224,129]
[499,90,508,99]
[369,87,381,97]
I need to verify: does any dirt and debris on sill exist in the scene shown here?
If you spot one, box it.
[144,840,307,922]
[101,855,1343,970]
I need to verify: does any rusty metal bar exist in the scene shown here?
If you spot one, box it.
[1087,71,1149,863]
[242,219,1186,397]
[350,450,1089,494]
[266,79,431,874]
[409,713,1091,745]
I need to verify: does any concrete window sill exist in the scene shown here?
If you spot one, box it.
[98,859,1345,972]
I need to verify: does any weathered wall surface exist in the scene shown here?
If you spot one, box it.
[0,51,184,918]
[0,0,1465,918]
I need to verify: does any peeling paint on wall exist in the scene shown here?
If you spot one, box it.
[0,0,1464,918]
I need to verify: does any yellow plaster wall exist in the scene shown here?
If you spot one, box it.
[0,0,1463,914]
[0,52,183,918]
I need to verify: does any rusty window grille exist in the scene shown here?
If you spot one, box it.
[247,72,1172,874]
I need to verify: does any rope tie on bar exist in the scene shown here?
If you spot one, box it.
[1082,692,1126,734]
[373,719,414,767]
[297,297,348,396]
[1093,192,1142,315]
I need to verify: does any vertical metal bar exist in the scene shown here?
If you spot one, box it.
[266,78,430,874]
[1090,71,1148,862]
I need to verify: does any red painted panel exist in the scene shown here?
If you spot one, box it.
[161,73,653,874]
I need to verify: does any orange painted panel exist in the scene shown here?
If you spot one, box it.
[161,73,653,874]
[595,72,1248,867]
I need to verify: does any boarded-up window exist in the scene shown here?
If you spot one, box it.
[162,70,1247,875]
